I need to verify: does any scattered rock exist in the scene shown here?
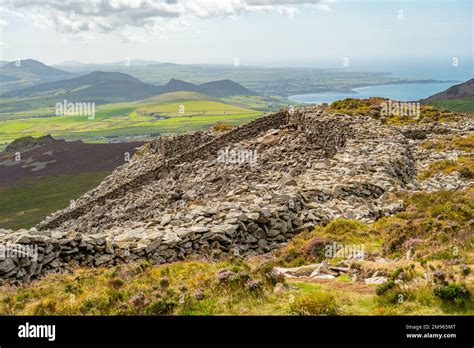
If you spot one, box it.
[364,276,388,285]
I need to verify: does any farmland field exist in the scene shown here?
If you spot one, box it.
[0,93,264,146]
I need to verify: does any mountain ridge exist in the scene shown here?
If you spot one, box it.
[423,78,474,102]
[2,71,257,101]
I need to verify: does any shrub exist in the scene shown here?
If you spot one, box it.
[290,291,340,315]
[434,283,470,304]
[108,278,125,289]
[376,280,395,296]
[303,237,333,260]
[144,298,177,315]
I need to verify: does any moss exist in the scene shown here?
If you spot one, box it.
[274,218,376,267]
[327,98,384,117]
[327,98,462,125]
[421,133,474,153]
[417,156,474,181]
[212,123,236,132]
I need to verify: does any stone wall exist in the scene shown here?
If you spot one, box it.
[37,110,291,232]
[1,192,305,283]
[148,130,217,158]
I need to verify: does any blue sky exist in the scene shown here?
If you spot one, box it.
[0,0,472,77]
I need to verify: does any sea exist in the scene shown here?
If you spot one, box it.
[288,82,457,104]
[288,60,472,104]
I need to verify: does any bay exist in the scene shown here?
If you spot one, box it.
[288,82,458,104]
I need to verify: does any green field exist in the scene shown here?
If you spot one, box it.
[0,172,110,230]
[0,93,264,145]
[429,98,474,114]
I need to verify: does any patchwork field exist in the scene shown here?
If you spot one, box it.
[0,92,265,146]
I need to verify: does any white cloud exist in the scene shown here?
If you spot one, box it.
[0,0,333,40]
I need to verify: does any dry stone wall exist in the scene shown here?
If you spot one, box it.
[37,110,291,231]
[1,106,472,283]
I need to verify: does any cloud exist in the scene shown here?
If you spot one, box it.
[0,0,333,40]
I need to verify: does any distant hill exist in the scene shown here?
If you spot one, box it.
[140,91,217,104]
[198,80,255,98]
[0,59,74,93]
[423,79,474,102]
[0,136,144,229]
[422,79,474,114]
[2,72,257,102]
[1,59,71,77]
[159,79,198,93]
[0,74,19,82]
[4,134,62,154]
[2,71,159,102]
[54,59,160,68]
[155,78,255,97]
[0,135,143,187]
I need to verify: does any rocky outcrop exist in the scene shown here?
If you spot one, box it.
[3,134,64,154]
[0,106,472,283]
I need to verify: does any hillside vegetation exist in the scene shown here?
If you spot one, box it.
[0,172,109,230]
[1,189,472,315]
[429,98,474,114]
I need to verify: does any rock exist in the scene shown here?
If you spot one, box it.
[273,282,287,294]
[309,260,335,277]
[312,274,336,280]
[267,229,280,238]
[364,276,388,285]
[274,264,320,277]
[94,254,114,266]
[284,179,297,186]
[145,238,162,254]
[0,258,16,274]
[254,228,266,240]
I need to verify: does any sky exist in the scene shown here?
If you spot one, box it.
[0,0,472,76]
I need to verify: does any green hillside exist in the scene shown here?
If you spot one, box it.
[0,172,109,230]
[428,98,474,114]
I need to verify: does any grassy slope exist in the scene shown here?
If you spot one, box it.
[0,175,472,315]
[0,172,109,230]
[1,187,472,315]
[428,98,474,114]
